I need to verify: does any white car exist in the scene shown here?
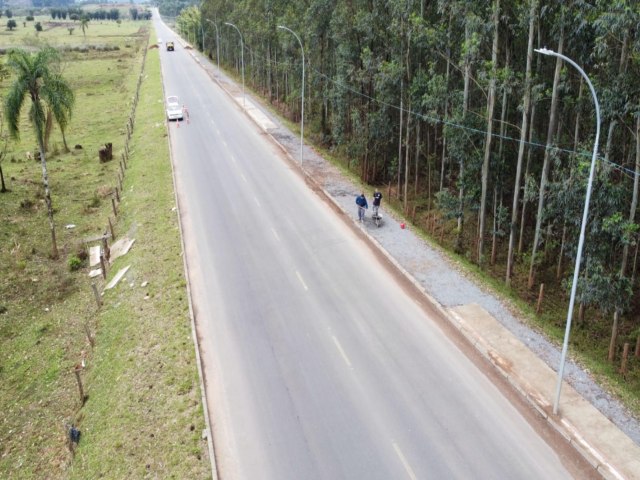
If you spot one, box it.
[166,96,183,121]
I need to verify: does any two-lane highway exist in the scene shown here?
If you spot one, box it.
[154,15,592,479]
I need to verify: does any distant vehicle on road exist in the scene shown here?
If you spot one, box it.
[166,96,183,121]
[166,41,174,51]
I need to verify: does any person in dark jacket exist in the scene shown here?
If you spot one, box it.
[372,189,382,218]
[356,193,368,222]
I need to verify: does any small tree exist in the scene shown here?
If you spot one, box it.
[7,19,16,30]
[68,27,74,35]
[5,9,13,18]
[35,22,42,32]
[4,48,75,259]
[80,15,89,37]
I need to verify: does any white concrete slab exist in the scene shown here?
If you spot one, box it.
[104,265,130,290]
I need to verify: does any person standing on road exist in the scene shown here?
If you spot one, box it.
[356,193,368,222]
[372,189,382,217]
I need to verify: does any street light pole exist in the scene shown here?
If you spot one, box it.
[206,19,220,72]
[278,25,305,166]
[535,48,601,416]
[225,22,245,108]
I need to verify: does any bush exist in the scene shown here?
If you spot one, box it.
[35,22,42,32]
[26,15,34,21]
[68,255,83,272]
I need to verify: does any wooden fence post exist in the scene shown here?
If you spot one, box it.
[74,364,85,405]
[91,283,102,308]
[108,217,115,241]
[99,253,107,279]
[84,323,95,349]
[101,234,110,262]
[111,197,118,217]
[536,284,545,315]
[620,343,630,375]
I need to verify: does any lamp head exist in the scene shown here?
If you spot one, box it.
[535,47,554,56]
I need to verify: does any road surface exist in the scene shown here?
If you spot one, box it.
[154,15,595,480]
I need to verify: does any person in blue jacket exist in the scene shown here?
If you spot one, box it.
[356,193,368,222]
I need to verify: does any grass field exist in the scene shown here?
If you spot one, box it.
[1,14,210,479]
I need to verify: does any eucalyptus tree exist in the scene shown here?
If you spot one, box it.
[590,0,640,360]
[506,0,538,285]
[527,5,565,289]
[3,48,75,259]
[477,0,500,264]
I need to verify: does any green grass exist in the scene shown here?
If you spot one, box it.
[0,21,210,479]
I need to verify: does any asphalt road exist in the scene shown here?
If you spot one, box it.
[155,15,588,480]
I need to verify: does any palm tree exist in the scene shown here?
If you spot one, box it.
[4,47,75,259]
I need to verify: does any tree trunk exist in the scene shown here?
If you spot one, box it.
[44,110,53,153]
[528,21,564,289]
[478,0,500,264]
[608,30,633,362]
[455,20,472,253]
[506,0,537,285]
[397,87,403,200]
[556,224,566,279]
[404,110,411,213]
[518,101,536,256]
[439,13,452,193]
[492,43,510,267]
[491,187,498,265]
[415,121,421,197]
[0,163,6,193]
[556,80,583,281]
[573,77,583,148]
[37,130,58,259]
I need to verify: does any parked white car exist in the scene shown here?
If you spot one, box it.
[166,96,183,121]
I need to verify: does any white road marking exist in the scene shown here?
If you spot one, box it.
[240,173,248,183]
[254,196,261,207]
[295,270,308,291]
[332,336,352,368]
[392,441,418,480]
[231,155,237,164]
[216,129,221,135]
[222,140,228,148]
[271,228,280,241]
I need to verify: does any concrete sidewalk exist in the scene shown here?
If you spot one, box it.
[188,47,640,480]
[449,304,640,480]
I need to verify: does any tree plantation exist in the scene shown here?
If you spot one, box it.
[170,0,640,403]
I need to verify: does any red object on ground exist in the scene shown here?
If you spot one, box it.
[400,223,405,229]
